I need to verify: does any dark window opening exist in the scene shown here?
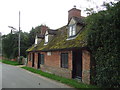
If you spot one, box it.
[40,54,44,65]
[61,53,68,68]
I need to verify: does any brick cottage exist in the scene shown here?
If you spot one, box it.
[26,6,93,84]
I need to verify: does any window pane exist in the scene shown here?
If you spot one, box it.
[41,54,44,65]
[69,26,72,36]
[61,53,68,68]
[61,54,64,68]
[45,35,48,43]
[64,53,68,68]
[72,25,76,35]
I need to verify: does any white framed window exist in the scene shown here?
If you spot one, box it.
[45,35,48,43]
[69,24,76,37]
[35,35,38,45]
[69,26,72,36]
[73,25,76,35]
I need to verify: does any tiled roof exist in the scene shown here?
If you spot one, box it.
[68,16,85,26]
[47,29,58,35]
[37,34,44,39]
[73,17,85,25]
[26,24,88,52]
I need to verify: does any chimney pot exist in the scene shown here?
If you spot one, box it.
[73,5,76,8]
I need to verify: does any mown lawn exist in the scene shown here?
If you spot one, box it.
[0,59,22,66]
[21,66,98,88]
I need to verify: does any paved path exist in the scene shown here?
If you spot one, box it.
[1,63,72,88]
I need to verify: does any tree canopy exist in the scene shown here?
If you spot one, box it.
[2,25,44,58]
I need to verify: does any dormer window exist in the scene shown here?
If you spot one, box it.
[69,24,76,37]
[44,30,49,45]
[44,29,57,45]
[45,34,48,43]
[35,35,38,45]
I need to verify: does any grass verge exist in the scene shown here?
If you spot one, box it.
[0,59,22,66]
[21,66,97,88]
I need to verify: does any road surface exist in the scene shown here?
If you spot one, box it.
[1,62,72,88]
[0,62,2,89]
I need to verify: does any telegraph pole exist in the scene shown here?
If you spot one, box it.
[8,11,21,63]
[18,11,21,63]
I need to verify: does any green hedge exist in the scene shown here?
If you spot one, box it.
[86,2,120,88]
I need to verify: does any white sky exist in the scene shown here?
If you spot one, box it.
[0,0,116,35]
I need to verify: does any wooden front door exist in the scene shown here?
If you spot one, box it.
[72,49,82,79]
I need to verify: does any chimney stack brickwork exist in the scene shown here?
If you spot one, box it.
[68,7,81,22]
[40,25,48,35]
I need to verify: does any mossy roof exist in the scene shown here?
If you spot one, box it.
[26,25,88,52]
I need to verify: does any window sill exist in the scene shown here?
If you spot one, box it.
[44,42,48,45]
[66,33,79,40]
[66,36,77,40]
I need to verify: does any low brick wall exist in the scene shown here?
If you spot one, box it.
[27,61,32,67]
[11,58,17,61]
[41,65,72,78]
[0,57,9,60]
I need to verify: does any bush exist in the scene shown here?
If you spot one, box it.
[86,2,120,88]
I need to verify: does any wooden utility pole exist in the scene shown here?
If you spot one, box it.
[18,11,21,63]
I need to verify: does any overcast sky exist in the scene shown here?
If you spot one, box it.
[0,0,116,35]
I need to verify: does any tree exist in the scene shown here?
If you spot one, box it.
[2,31,30,58]
[2,24,48,59]
[2,33,18,58]
[85,8,95,15]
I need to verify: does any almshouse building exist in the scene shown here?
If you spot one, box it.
[26,6,93,84]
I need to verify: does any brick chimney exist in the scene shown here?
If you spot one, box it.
[68,5,81,22]
[40,25,48,35]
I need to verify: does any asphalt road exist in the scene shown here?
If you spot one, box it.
[1,62,71,88]
[0,62,2,89]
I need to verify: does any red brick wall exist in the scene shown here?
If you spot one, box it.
[41,51,60,68]
[40,50,73,78]
[68,8,81,21]
[41,25,48,35]
[82,50,91,84]
[27,49,91,84]
[34,52,38,69]
[41,51,72,70]
[27,53,32,67]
